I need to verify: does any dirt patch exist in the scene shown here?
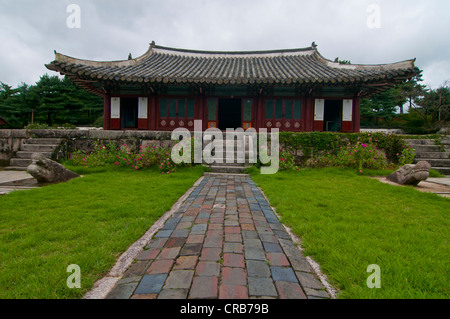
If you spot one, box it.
[372,177,450,198]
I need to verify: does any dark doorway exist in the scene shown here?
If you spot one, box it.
[121,98,138,129]
[323,100,342,132]
[218,98,241,130]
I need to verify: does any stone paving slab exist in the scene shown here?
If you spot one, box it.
[106,174,330,299]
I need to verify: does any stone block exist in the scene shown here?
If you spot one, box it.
[219,285,248,299]
[134,274,168,295]
[158,247,181,260]
[173,256,198,270]
[275,281,307,299]
[158,289,188,299]
[106,282,139,299]
[189,276,218,299]
[223,253,245,268]
[295,271,325,290]
[244,248,266,261]
[200,248,222,261]
[146,260,174,274]
[164,270,194,289]
[195,261,220,277]
[246,260,271,278]
[270,267,298,283]
[223,242,243,254]
[247,277,277,297]
[221,267,247,286]
[266,252,290,267]
[180,243,203,256]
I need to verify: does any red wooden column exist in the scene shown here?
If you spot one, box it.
[304,96,314,132]
[196,96,204,131]
[352,96,361,133]
[255,96,263,130]
[149,95,157,131]
[103,94,111,130]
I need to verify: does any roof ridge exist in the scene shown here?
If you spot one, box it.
[152,44,316,56]
[313,50,416,70]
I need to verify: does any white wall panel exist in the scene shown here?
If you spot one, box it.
[314,99,324,121]
[111,97,120,119]
[343,99,353,121]
[138,97,148,119]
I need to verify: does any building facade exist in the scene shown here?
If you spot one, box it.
[46,42,418,132]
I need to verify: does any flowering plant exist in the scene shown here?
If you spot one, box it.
[279,147,297,170]
[71,140,178,174]
[398,145,416,166]
[309,142,388,171]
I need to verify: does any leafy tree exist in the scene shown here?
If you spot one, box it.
[0,75,103,128]
[0,83,31,128]
[395,69,426,114]
[0,82,20,102]
[412,82,450,129]
[360,89,399,126]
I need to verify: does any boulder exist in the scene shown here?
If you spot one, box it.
[386,161,431,186]
[27,153,79,183]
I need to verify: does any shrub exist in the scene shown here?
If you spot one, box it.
[24,122,77,130]
[308,142,388,171]
[398,144,416,166]
[71,140,178,174]
[279,132,407,165]
[279,147,297,170]
[24,123,51,130]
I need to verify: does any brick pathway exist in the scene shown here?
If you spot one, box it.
[106,174,330,299]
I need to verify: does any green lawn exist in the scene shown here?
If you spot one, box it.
[0,165,205,299]
[250,167,449,299]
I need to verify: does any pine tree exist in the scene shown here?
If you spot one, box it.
[0,75,103,128]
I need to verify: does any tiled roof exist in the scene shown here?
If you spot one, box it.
[46,42,418,96]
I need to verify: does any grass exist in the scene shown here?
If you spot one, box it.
[250,167,449,299]
[0,165,206,299]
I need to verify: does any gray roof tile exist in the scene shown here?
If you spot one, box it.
[46,43,418,97]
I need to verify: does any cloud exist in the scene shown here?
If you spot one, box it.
[0,0,448,89]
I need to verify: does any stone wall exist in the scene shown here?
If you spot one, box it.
[0,130,28,166]
[0,129,280,167]
[0,129,176,166]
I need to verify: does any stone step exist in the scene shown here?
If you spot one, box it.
[9,158,32,167]
[411,145,442,152]
[415,152,450,159]
[415,158,450,167]
[22,144,59,152]
[432,167,450,175]
[16,151,53,159]
[208,165,249,174]
[25,138,62,145]
[203,172,249,177]
[404,139,436,145]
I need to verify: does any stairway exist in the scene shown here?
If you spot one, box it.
[5,138,62,171]
[206,135,256,174]
[405,137,450,176]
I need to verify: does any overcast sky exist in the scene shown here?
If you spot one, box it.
[1,0,449,89]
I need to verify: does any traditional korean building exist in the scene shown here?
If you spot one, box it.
[46,42,418,132]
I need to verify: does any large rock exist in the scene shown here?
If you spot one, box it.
[386,161,431,186]
[27,153,79,183]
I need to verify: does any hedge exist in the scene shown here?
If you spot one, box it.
[279,132,407,164]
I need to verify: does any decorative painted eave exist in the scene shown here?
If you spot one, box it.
[46,41,419,97]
